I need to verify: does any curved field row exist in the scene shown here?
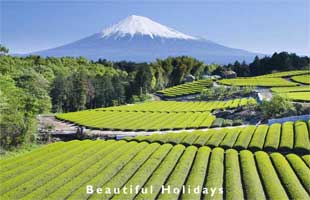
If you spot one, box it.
[256,70,309,78]
[98,98,257,112]
[278,92,310,102]
[271,86,310,93]
[124,121,310,153]
[218,77,297,87]
[1,140,309,200]
[156,79,213,98]
[56,98,256,131]
[291,75,310,84]
[57,110,216,131]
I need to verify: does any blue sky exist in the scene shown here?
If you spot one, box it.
[1,0,309,55]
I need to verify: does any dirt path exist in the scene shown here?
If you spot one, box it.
[38,115,77,134]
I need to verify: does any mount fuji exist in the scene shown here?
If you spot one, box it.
[31,15,260,64]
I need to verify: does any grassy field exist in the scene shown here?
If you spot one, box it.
[157,79,213,98]
[56,98,256,131]
[1,139,309,200]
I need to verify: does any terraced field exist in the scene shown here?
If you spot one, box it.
[270,86,310,102]
[218,77,297,87]
[56,98,257,131]
[256,70,309,78]
[1,139,309,200]
[278,92,310,102]
[271,86,310,93]
[124,121,310,153]
[100,98,257,112]
[156,79,213,98]
[291,75,310,84]
[57,110,216,131]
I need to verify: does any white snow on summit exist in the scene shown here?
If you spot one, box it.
[101,15,197,40]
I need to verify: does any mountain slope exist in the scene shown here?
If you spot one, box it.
[31,15,260,64]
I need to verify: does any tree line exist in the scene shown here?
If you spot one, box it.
[222,52,309,77]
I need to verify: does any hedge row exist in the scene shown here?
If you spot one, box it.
[124,121,310,152]
[1,141,309,199]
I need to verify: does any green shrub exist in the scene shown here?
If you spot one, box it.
[158,146,197,200]
[223,119,233,127]
[294,121,310,152]
[47,141,137,200]
[203,148,224,200]
[232,119,243,126]
[225,149,243,200]
[113,144,173,200]
[234,126,256,150]
[182,147,211,200]
[220,128,240,149]
[286,153,310,194]
[255,151,288,199]
[239,150,265,199]
[264,123,281,151]
[279,122,294,150]
[211,118,224,128]
[248,125,269,151]
[270,153,309,199]
[135,145,185,200]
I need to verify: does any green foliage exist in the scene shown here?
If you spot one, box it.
[0,44,9,55]
[157,79,212,98]
[286,153,310,194]
[271,86,310,93]
[234,126,256,150]
[182,146,211,200]
[91,143,160,200]
[249,52,309,76]
[135,145,185,200]
[203,148,224,200]
[56,99,255,131]
[294,121,310,152]
[218,77,297,87]
[158,146,197,200]
[225,149,243,200]
[279,122,294,150]
[270,153,309,199]
[211,118,224,128]
[114,144,172,200]
[255,151,288,199]
[260,94,296,118]
[124,121,310,152]
[248,125,269,151]
[264,123,281,151]
[240,150,266,199]
[200,85,255,100]
[1,141,309,199]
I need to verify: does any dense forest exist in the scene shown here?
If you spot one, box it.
[0,44,309,149]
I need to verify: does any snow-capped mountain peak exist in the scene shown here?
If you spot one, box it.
[101,15,197,40]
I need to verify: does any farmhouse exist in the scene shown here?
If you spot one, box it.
[222,70,237,79]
